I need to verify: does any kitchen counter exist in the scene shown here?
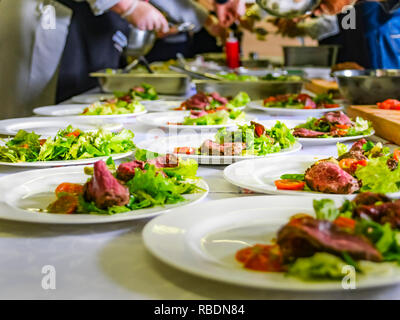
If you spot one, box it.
[0,107,399,300]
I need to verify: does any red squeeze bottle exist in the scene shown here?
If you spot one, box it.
[225,32,240,69]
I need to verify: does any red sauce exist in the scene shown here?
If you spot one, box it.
[235,244,285,272]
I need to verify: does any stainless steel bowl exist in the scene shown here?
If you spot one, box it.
[125,26,156,58]
[194,80,303,100]
[284,46,340,67]
[334,69,400,105]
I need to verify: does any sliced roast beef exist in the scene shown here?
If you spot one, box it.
[338,139,367,161]
[184,92,210,110]
[324,111,352,126]
[200,139,245,156]
[277,217,382,262]
[116,160,146,181]
[353,192,391,206]
[147,154,179,168]
[354,199,400,229]
[189,110,208,118]
[210,92,228,105]
[305,161,360,194]
[293,128,326,138]
[84,161,130,209]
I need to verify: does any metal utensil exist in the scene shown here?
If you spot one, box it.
[173,53,224,80]
[256,0,321,18]
[334,69,400,104]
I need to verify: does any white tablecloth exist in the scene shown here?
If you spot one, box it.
[1,106,400,300]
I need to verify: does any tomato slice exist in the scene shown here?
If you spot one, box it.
[55,183,84,196]
[394,149,400,162]
[335,124,350,129]
[47,195,79,214]
[274,179,305,190]
[323,104,340,109]
[235,244,285,272]
[65,130,81,138]
[174,147,196,155]
[264,96,277,104]
[333,216,356,230]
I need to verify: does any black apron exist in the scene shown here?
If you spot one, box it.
[55,0,130,102]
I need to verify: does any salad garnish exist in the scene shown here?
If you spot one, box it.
[46,152,204,214]
[174,121,296,156]
[0,126,136,163]
[217,73,302,82]
[377,99,400,110]
[81,100,145,116]
[236,192,400,281]
[263,93,339,110]
[275,139,400,194]
[293,111,373,138]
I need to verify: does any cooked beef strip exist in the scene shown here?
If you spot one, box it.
[84,161,130,209]
[305,161,360,194]
[277,217,382,262]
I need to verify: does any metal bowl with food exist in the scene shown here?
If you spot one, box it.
[194,79,304,100]
[334,69,400,105]
[90,70,191,95]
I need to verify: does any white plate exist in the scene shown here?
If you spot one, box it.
[138,133,302,165]
[143,195,400,291]
[0,117,123,136]
[136,111,255,130]
[71,93,115,104]
[0,151,133,168]
[71,93,186,104]
[141,100,183,112]
[33,104,147,119]
[260,120,375,145]
[223,155,400,197]
[0,166,209,224]
[248,100,343,116]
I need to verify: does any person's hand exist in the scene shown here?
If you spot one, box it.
[127,2,169,32]
[112,0,169,32]
[314,0,357,15]
[215,0,246,27]
[204,14,230,43]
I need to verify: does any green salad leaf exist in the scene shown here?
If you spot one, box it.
[0,126,136,163]
[313,199,340,221]
[182,110,244,126]
[288,252,347,280]
[355,156,400,193]
[81,100,145,115]
[226,92,251,109]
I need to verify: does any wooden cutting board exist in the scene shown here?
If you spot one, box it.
[347,105,400,145]
[304,79,340,98]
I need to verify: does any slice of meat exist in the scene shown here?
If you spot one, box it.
[293,127,327,138]
[116,160,146,182]
[200,139,245,156]
[210,92,228,105]
[277,217,382,262]
[354,199,400,229]
[338,139,368,161]
[353,192,391,206]
[189,110,208,118]
[324,111,352,126]
[84,161,130,209]
[147,154,179,168]
[305,161,360,194]
[184,92,210,110]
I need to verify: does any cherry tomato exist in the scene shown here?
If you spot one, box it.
[394,149,400,162]
[377,99,400,110]
[339,158,367,173]
[174,147,196,155]
[274,179,305,191]
[264,96,277,104]
[334,216,356,230]
[55,183,84,196]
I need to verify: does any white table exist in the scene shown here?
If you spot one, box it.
[1,107,400,300]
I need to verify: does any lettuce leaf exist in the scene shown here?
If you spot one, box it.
[356,156,400,193]
[162,158,198,180]
[226,92,251,109]
[313,199,340,221]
